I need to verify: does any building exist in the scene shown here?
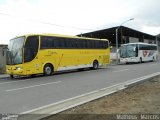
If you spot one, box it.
[78,26,160,52]
[0,44,7,73]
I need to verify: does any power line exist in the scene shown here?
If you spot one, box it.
[0,12,93,31]
[39,21,93,31]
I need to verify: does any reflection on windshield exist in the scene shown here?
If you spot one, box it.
[120,44,137,58]
[7,37,24,65]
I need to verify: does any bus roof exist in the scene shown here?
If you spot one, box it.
[121,42,157,46]
[14,33,109,41]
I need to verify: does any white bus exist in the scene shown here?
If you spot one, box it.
[119,42,158,64]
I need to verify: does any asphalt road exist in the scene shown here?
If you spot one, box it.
[0,62,160,113]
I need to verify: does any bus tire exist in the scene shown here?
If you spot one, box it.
[43,64,53,76]
[92,60,99,70]
[140,57,142,63]
[152,57,155,62]
[10,75,14,79]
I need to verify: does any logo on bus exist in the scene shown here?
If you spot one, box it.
[143,50,148,57]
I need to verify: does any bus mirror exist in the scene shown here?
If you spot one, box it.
[133,47,136,51]
[117,49,119,52]
[110,46,112,49]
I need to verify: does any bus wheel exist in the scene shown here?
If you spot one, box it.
[92,60,99,70]
[10,75,14,79]
[152,57,155,62]
[140,57,142,63]
[43,64,53,76]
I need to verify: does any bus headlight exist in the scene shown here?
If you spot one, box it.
[16,67,22,70]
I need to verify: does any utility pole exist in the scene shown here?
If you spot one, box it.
[115,18,134,64]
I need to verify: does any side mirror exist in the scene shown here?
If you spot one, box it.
[133,47,136,51]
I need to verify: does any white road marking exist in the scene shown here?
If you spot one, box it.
[21,72,160,115]
[149,63,158,66]
[6,81,61,92]
[113,69,129,73]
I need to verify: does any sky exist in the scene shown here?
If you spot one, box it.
[0,0,160,44]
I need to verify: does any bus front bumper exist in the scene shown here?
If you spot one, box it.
[120,58,139,63]
[6,65,26,76]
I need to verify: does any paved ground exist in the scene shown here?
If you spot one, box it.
[0,62,159,114]
[44,76,160,120]
[0,74,9,79]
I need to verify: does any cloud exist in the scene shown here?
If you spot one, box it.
[0,0,160,44]
[129,0,160,33]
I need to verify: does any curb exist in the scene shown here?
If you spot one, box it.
[18,72,160,120]
[0,74,9,79]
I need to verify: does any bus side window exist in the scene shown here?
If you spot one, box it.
[24,36,39,62]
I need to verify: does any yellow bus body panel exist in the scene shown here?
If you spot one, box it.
[6,34,110,76]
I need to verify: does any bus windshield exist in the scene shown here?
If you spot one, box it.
[120,44,137,58]
[7,37,25,65]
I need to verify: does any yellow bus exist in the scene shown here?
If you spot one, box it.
[6,34,110,78]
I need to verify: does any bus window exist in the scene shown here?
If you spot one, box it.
[24,36,39,62]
